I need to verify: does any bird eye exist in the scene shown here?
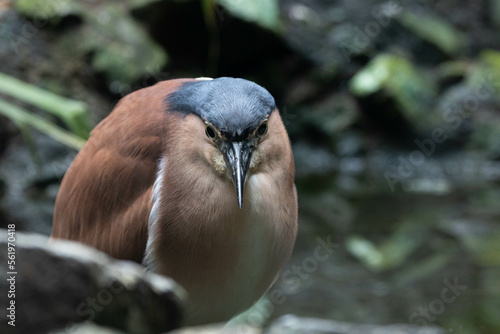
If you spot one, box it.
[205,124,217,140]
[256,123,268,137]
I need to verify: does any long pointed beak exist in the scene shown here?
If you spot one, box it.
[223,141,253,209]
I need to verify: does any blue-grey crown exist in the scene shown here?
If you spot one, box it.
[165,77,276,141]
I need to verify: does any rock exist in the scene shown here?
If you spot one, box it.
[0,133,77,235]
[265,314,445,334]
[171,323,261,334]
[0,230,184,334]
[50,322,126,334]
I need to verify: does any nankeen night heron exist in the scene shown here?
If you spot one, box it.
[51,77,298,325]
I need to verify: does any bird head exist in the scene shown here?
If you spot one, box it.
[166,77,277,209]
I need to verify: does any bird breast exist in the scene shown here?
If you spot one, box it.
[145,157,295,325]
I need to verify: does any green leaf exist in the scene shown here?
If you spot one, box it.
[346,223,428,272]
[350,53,440,132]
[82,4,168,86]
[397,11,465,55]
[462,232,500,267]
[15,0,82,22]
[216,0,282,32]
[346,236,384,271]
[0,98,86,150]
[15,0,169,87]
[0,72,90,138]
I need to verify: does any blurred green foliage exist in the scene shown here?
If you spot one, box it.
[0,72,88,150]
[397,11,465,55]
[15,0,168,88]
[350,53,440,132]
[216,0,281,32]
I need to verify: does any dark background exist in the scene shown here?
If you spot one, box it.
[0,0,499,332]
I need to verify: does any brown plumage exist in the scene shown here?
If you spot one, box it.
[52,77,298,325]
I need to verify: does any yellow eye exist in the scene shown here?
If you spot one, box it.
[256,122,268,137]
[205,124,217,140]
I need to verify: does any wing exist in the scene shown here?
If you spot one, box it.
[51,79,196,263]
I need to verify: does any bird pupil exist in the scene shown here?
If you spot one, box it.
[206,126,216,139]
[257,124,267,136]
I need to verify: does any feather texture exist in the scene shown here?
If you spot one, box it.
[51,78,298,326]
